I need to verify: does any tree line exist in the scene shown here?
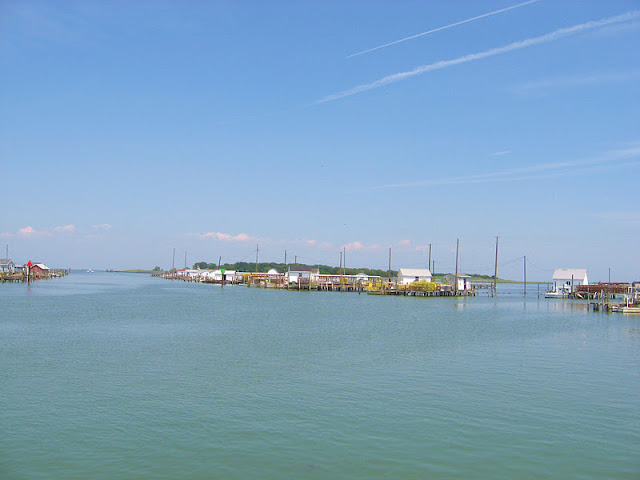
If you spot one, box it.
[192,261,394,277]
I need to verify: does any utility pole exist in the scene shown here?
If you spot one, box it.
[388,247,392,282]
[608,267,611,283]
[284,250,287,266]
[432,261,435,276]
[218,256,221,268]
[455,238,459,294]
[172,248,176,271]
[255,244,259,273]
[339,251,343,276]
[524,255,527,296]
[428,244,432,272]
[493,236,499,296]
[184,251,187,269]
[343,247,346,273]
[294,255,297,264]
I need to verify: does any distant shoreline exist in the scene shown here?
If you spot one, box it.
[107,269,549,283]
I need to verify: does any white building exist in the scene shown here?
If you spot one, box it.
[551,269,589,293]
[442,273,472,291]
[397,268,432,285]
[286,265,320,284]
[0,259,15,274]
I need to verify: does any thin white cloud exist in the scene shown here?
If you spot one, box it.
[347,0,542,58]
[54,224,76,233]
[92,223,112,231]
[513,71,640,94]
[0,232,13,238]
[373,145,640,189]
[317,10,640,104]
[491,150,512,156]
[398,239,411,246]
[199,232,255,242]
[18,226,51,237]
[342,241,382,251]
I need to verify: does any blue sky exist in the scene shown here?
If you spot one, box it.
[1,0,639,281]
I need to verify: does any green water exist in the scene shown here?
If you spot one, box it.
[1,272,639,479]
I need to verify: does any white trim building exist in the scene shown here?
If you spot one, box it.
[442,273,473,291]
[286,264,320,284]
[397,268,432,285]
[0,259,15,274]
[552,269,589,293]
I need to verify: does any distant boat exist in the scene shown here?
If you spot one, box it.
[87,269,94,273]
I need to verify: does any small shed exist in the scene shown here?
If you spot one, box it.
[398,268,432,285]
[552,269,588,292]
[442,273,472,291]
[286,264,320,284]
[30,263,50,278]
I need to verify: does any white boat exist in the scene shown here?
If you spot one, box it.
[622,306,640,314]
[544,291,568,298]
[544,286,571,298]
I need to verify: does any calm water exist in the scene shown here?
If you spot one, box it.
[1,272,639,479]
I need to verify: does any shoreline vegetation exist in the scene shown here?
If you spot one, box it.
[110,263,523,283]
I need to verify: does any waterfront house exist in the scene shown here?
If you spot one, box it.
[442,273,472,291]
[0,259,15,274]
[398,268,432,285]
[30,263,50,278]
[551,269,589,293]
[286,264,320,284]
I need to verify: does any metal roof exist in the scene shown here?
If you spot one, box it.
[552,268,588,281]
[398,268,432,277]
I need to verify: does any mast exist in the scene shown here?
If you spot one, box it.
[455,238,459,293]
[524,255,527,296]
[255,244,259,273]
[493,236,499,296]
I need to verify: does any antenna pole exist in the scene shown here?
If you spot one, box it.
[493,236,499,296]
[428,243,432,272]
[524,255,527,296]
[172,248,176,271]
[255,244,259,273]
[455,238,459,294]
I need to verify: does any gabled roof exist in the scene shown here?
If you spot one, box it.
[398,268,432,277]
[444,273,471,278]
[552,269,587,281]
[288,264,318,272]
[0,259,14,265]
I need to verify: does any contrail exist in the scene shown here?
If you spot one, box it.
[372,145,640,189]
[347,0,542,58]
[318,10,640,104]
